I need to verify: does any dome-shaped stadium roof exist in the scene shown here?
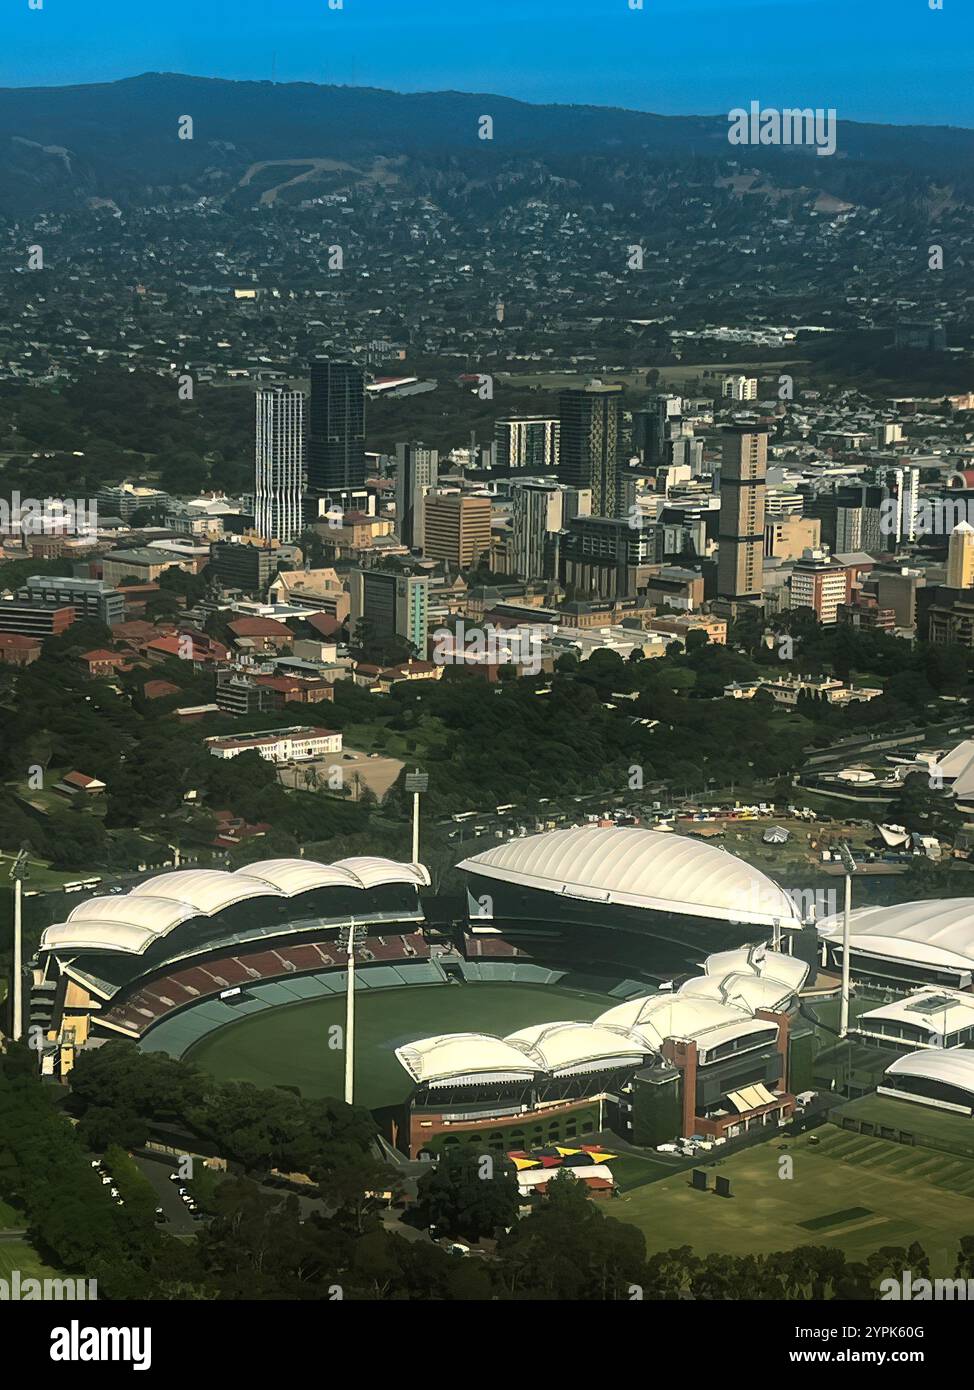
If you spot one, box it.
[459,827,801,928]
[395,1034,538,1087]
[884,1047,974,1097]
[504,1021,650,1074]
[817,899,974,971]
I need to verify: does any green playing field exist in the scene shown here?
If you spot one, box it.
[615,1125,974,1275]
[184,982,611,1106]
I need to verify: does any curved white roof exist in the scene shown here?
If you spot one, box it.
[334,856,431,890]
[65,895,197,936]
[395,1033,538,1086]
[680,973,797,1013]
[132,870,283,915]
[704,944,809,992]
[459,827,802,928]
[239,859,362,895]
[817,899,974,971]
[40,920,158,955]
[885,1048,974,1096]
[504,1021,649,1074]
[598,992,759,1050]
[41,855,430,961]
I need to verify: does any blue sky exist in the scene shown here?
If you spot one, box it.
[3,0,971,127]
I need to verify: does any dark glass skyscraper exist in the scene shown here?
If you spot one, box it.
[557,384,623,518]
[308,360,366,498]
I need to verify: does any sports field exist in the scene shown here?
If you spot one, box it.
[185,982,611,1106]
[616,1125,974,1275]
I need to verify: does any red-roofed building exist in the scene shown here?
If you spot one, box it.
[227,617,294,655]
[0,633,42,667]
[55,770,107,797]
[302,611,343,640]
[143,679,182,700]
[253,674,335,707]
[80,649,128,677]
[145,632,230,666]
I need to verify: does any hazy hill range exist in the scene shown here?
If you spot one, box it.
[0,72,972,215]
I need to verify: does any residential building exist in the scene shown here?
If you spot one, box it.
[255,386,304,542]
[494,416,560,471]
[558,383,623,518]
[717,425,768,605]
[789,548,852,625]
[721,375,758,401]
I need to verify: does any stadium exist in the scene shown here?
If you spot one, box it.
[30,827,818,1156]
[817,898,974,993]
[458,825,807,980]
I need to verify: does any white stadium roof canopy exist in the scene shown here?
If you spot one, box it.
[458,826,803,929]
[132,869,283,915]
[40,856,429,958]
[884,1047,974,1096]
[817,899,974,972]
[504,1021,649,1075]
[679,972,797,1014]
[41,919,160,956]
[395,1034,538,1087]
[703,944,808,992]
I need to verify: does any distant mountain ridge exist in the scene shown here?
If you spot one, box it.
[0,72,973,215]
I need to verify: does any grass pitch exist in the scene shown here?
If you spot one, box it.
[616,1125,974,1274]
[185,982,610,1107]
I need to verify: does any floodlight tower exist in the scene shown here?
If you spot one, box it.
[9,847,29,1043]
[341,920,367,1105]
[405,770,429,865]
[838,842,857,1039]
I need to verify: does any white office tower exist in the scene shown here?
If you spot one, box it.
[511,480,565,580]
[255,387,304,542]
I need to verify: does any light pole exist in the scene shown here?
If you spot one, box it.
[405,770,429,865]
[342,920,366,1105]
[9,847,29,1043]
[838,841,857,1040]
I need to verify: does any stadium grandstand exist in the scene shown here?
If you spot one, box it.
[459,826,807,980]
[32,856,430,1074]
[393,946,815,1157]
[878,1048,974,1117]
[817,899,974,993]
[852,987,974,1053]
